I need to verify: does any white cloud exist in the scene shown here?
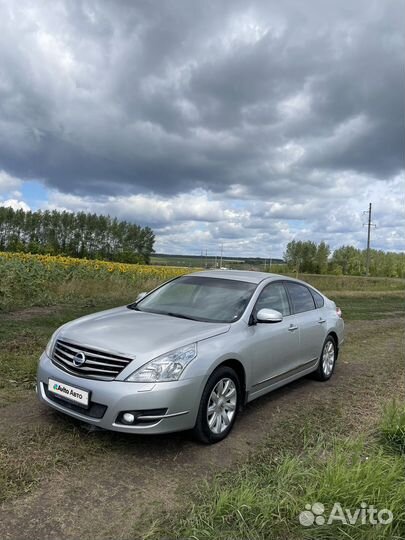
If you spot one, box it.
[11,170,403,256]
[46,189,225,225]
[278,91,312,120]
[1,198,30,211]
[0,170,22,194]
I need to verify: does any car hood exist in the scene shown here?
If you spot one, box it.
[58,306,231,360]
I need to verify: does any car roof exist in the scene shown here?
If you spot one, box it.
[189,269,283,284]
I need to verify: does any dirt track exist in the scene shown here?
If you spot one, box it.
[0,318,403,540]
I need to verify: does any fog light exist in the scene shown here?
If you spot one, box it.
[122,412,135,424]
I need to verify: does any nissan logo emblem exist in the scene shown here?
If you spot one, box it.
[73,351,86,367]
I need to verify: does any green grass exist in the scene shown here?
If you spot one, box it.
[0,300,129,406]
[151,254,204,267]
[148,405,405,540]
[150,254,285,269]
[332,293,405,320]
[0,420,114,503]
[379,401,405,455]
[0,272,163,312]
[295,274,405,293]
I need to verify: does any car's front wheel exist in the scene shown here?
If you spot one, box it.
[193,366,241,444]
[314,335,337,381]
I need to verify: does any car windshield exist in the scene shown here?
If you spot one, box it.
[131,276,257,323]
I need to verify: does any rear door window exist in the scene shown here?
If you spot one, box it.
[310,289,324,308]
[285,282,315,314]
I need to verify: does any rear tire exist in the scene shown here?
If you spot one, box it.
[313,335,337,381]
[193,366,241,444]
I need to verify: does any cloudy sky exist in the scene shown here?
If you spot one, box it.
[0,0,404,257]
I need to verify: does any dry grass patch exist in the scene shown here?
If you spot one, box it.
[0,422,111,503]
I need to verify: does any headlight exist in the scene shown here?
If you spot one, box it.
[45,330,59,358]
[126,343,197,383]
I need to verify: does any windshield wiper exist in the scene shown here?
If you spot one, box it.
[165,312,198,321]
[127,306,197,320]
[127,304,141,311]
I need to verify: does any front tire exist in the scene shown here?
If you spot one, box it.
[193,366,241,444]
[314,335,337,381]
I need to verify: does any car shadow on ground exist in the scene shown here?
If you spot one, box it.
[45,369,322,457]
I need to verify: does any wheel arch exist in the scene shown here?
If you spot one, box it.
[326,331,339,357]
[215,358,247,406]
[327,330,338,345]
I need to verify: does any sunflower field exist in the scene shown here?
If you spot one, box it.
[0,252,191,311]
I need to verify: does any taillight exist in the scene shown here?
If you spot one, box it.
[336,307,342,318]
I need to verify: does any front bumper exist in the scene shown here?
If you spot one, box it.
[37,352,203,434]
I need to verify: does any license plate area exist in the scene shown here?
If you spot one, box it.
[48,378,90,408]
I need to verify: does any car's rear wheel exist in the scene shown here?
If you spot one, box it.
[314,335,337,381]
[193,366,241,444]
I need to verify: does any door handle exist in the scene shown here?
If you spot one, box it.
[318,319,327,324]
[288,324,298,332]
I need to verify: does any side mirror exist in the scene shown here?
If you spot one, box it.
[135,292,148,303]
[256,308,283,323]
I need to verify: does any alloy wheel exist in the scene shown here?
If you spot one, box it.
[322,340,335,377]
[206,378,237,434]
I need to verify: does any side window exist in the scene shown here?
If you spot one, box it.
[285,282,315,314]
[255,282,291,316]
[311,289,324,308]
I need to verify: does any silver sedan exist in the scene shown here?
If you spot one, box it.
[37,270,344,443]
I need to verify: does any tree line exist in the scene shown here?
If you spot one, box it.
[284,240,405,278]
[1,207,403,276]
[0,207,155,263]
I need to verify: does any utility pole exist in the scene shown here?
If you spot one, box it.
[219,243,223,268]
[363,203,376,277]
[205,249,208,268]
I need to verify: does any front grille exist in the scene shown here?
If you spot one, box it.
[52,339,133,380]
